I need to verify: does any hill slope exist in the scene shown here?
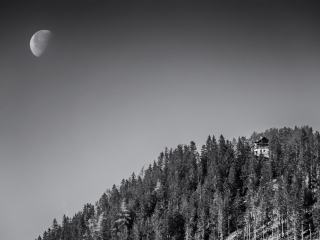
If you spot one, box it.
[36,126,320,240]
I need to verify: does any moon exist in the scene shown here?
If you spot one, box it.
[30,30,51,57]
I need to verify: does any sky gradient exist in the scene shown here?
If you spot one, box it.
[1,1,320,240]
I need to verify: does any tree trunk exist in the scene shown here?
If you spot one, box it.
[293,220,297,240]
[249,221,251,240]
[286,214,289,239]
[309,223,311,240]
[243,227,247,240]
[281,217,284,237]
[254,216,256,240]
[185,224,188,240]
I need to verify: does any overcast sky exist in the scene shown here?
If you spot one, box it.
[1,1,320,240]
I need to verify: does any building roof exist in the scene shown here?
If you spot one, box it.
[254,136,269,144]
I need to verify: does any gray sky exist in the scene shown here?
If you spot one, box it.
[1,2,320,240]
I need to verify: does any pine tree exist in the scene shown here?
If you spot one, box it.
[61,214,70,240]
[51,218,59,240]
[168,209,185,240]
[43,231,48,240]
[100,215,112,240]
[47,228,51,240]
[114,199,131,239]
[313,185,320,239]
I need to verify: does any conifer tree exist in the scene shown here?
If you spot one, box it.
[168,209,185,240]
[51,218,59,240]
[313,185,320,239]
[43,231,48,240]
[114,199,131,239]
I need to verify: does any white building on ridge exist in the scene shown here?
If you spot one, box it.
[253,136,269,158]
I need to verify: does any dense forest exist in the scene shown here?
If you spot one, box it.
[36,126,320,240]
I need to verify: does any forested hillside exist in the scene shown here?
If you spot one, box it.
[36,126,320,240]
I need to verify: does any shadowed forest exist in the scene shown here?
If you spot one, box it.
[36,126,320,240]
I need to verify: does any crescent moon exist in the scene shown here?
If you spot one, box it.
[30,30,52,57]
